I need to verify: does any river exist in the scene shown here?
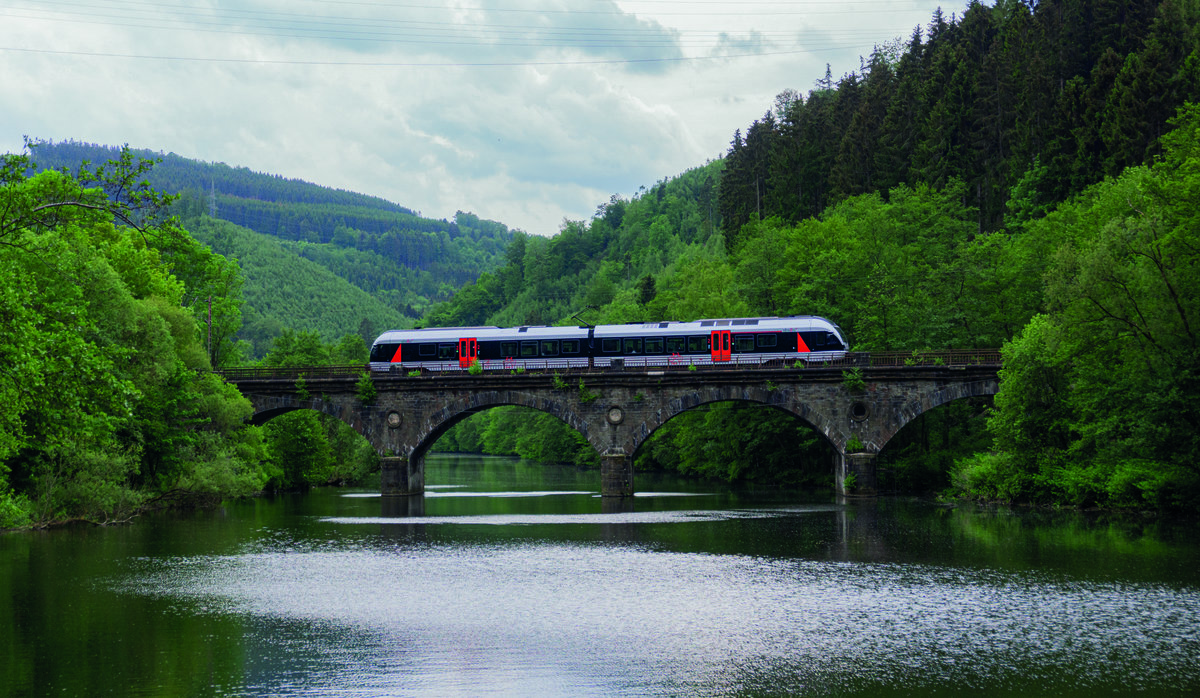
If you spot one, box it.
[3,454,1199,696]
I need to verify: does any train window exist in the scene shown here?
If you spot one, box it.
[501,341,517,357]
[437,344,456,360]
[602,338,621,353]
[645,337,663,354]
[623,338,642,354]
[687,335,709,353]
[541,340,559,356]
[561,339,580,354]
[369,344,393,361]
[520,341,538,357]
[734,335,755,352]
[757,334,777,348]
[665,336,685,353]
[825,332,842,348]
[419,344,436,357]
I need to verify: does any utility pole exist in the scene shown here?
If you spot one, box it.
[207,295,213,365]
[209,177,217,217]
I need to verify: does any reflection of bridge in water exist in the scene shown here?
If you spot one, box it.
[220,351,1001,498]
[376,493,894,565]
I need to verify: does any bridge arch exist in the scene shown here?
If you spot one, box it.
[627,387,840,458]
[247,396,375,446]
[877,379,1000,452]
[629,392,841,484]
[410,390,593,463]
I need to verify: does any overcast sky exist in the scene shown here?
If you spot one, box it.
[1,0,961,236]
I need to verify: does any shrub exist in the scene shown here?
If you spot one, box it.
[842,368,866,393]
[356,372,377,404]
[0,490,32,529]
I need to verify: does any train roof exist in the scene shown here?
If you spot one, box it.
[373,316,844,344]
[593,315,841,337]
[373,325,589,344]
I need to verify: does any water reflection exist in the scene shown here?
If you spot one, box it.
[380,495,425,518]
[3,454,1199,697]
[118,537,1200,696]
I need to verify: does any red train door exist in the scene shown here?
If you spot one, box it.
[711,330,731,362]
[390,343,403,363]
[796,333,811,354]
[458,338,478,368]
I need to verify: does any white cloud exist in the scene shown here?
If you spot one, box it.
[0,0,955,235]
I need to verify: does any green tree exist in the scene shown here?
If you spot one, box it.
[0,147,270,525]
[953,104,1200,511]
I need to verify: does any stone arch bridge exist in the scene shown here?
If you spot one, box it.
[220,352,1000,498]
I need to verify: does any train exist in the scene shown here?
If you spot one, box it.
[368,315,848,372]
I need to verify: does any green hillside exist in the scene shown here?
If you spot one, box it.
[28,141,514,320]
[185,217,409,357]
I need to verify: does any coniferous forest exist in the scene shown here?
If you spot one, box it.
[2,0,1199,528]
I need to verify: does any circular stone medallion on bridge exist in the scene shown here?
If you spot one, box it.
[386,411,402,429]
[606,406,624,425]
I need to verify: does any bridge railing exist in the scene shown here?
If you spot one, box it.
[214,350,1001,382]
[215,365,369,381]
[853,349,1002,367]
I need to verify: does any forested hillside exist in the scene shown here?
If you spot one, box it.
[185,217,409,358]
[433,0,1200,511]
[718,0,1199,244]
[28,142,514,342]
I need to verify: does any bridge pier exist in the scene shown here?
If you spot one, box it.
[600,452,634,498]
[836,451,878,496]
[381,455,424,496]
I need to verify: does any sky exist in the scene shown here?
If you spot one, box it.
[1,0,960,236]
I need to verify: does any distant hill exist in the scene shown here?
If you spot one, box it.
[185,216,410,357]
[28,141,513,294]
[27,140,517,354]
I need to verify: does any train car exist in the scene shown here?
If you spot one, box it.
[590,315,847,368]
[369,315,847,372]
[369,325,591,372]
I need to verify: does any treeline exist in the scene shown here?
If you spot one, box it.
[430,0,1200,509]
[31,142,418,212]
[0,149,388,528]
[172,193,511,281]
[0,150,271,528]
[952,110,1200,510]
[29,142,514,347]
[719,0,1200,247]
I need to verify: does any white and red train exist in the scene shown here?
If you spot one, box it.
[368,316,848,371]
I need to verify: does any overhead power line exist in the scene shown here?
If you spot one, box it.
[0,0,932,58]
[0,43,864,68]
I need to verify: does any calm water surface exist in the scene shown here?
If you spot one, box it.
[3,454,1200,696]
